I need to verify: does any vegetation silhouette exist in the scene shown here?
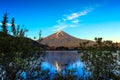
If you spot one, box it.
[0,12,45,79]
[79,37,120,80]
[1,12,8,34]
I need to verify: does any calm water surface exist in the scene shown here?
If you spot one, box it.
[41,51,88,78]
[20,51,89,80]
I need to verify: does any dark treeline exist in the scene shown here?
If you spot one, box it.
[46,46,78,50]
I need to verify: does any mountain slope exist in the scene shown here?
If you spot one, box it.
[40,30,94,47]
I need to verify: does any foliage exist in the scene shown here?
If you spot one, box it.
[11,17,16,36]
[11,18,28,37]
[79,37,120,80]
[1,12,8,34]
[53,68,78,80]
[0,13,44,80]
[0,31,44,79]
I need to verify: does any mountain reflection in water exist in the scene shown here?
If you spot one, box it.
[45,51,80,67]
[41,51,88,78]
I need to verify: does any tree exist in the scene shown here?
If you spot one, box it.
[11,23,28,37]
[39,30,42,40]
[0,30,44,80]
[79,37,119,80]
[11,17,16,36]
[1,12,8,34]
[0,14,44,80]
[19,26,28,37]
[38,30,43,42]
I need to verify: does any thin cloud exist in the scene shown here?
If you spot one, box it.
[53,7,93,31]
[66,8,93,20]
[0,22,17,26]
[56,19,62,24]
[0,22,11,26]
[67,13,80,20]
[72,19,79,24]
[53,23,79,31]
[54,24,67,31]
[7,23,12,26]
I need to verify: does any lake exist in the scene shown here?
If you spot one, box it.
[40,51,89,79]
[19,51,90,80]
[42,51,82,69]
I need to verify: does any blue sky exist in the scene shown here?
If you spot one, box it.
[0,0,120,42]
